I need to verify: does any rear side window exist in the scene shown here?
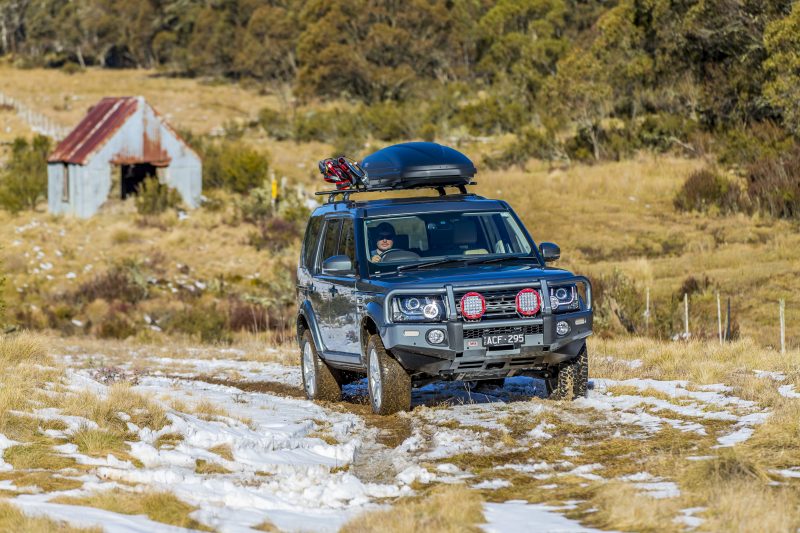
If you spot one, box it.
[302,216,324,269]
[318,218,343,270]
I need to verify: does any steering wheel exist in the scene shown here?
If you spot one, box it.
[380,249,420,262]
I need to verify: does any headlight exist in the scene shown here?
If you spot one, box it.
[550,285,580,313]
[392,296,445,322]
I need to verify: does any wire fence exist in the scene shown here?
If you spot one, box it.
[0,91,69,140]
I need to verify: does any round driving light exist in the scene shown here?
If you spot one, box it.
[555,287,568,300]
[422,302,440,320]
[516,288,541,316]
[460,292,486,320]
[406,297,421,311]
[556,320,570,336]
[426,329,446,345]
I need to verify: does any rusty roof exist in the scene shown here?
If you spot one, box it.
[49,97,138,164]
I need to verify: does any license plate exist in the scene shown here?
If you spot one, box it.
[483,333,525,347]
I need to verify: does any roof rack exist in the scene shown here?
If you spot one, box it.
[314,182,478,204]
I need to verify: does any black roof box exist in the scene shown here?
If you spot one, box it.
[361,142,476,190]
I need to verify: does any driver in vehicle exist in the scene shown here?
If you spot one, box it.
[371,223,398,262]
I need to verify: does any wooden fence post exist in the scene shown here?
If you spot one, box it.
[684,293,689,339]
[717,292,722,345]
[780,299,786,354]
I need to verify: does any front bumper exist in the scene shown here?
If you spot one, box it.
[382,309,592,379]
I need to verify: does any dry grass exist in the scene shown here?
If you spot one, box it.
[0,501,100,532]
[191,399,230,420]
[195,458,231,475]
[0,470,83,492]
[209,443,234,462]
[53,490,211,531]
[4,442,75,470]
[341,484,485,533]
[70,426,127,458]
[585,482,682,532]
[61,383,168,433]
[0,332,49,365]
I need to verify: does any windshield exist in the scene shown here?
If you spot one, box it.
[364,210,537,274]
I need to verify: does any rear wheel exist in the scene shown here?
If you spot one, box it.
[300,330,342,402]
[367,334,411,415]
[546,345,588,401]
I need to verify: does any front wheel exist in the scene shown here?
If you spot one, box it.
[546,345,588,401]
[367,334,411,415]
[300,330,342,402]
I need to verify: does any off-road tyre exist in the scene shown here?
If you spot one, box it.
[546,345,588,401]
[300,330,342,402]
[367,334,412,415]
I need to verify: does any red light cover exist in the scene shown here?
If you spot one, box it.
[516,288,541,316]
[460,292,486,320]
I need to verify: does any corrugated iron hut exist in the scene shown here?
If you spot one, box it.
[47,96,201,217]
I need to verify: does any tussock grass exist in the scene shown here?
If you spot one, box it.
[61,383,168,433]
[195,459,231,475]
[341,484,485,533]
[53,490,211,531]
[4,442,75,470]
[154,432,183,449]
[209,443,234,461]
[192,399,229,420]
[584,482,682,532]
[0,501,100,532]
[0,471,83,492]
[71,426,127,458]
[0,332,49,365]
[701,481,800,532]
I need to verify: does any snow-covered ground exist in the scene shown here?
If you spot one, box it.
[5,348,793,532]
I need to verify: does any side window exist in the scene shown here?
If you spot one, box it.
[339,218,356,264]
[317,218,343,270]
[302,216,324,269]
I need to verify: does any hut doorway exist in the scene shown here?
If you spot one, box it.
[120,163,157,199]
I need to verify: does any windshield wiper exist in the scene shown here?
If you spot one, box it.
[396,257,472,272]
[464,255,536,266]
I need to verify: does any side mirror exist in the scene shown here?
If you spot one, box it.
[322,255,353,275]
[539,242,560,263]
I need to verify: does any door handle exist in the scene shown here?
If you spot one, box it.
[307,283,316,293]
[328,285,338,296]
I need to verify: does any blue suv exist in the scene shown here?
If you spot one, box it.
[297,143,592,414]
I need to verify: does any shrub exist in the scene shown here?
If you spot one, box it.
[483,128,563,170]
[164,303,230,343]
[135,177,182,215]
[258,108,292,140]
[718,122,794,166]
[74,263,148,305]
[637,113,699,153]
[0,135,51,213]
[248,217,300,252]
[591,269,645,335]
[673,167,744,214]
[203,141,270,194]
[746,145,800,219]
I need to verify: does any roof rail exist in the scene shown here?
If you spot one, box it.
[314,182,478,204]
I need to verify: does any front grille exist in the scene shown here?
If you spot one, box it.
[463,324,544,339]
[455,288,541,320]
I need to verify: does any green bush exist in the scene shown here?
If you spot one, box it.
[0,135,51,213]
[637,113,699,153]
[203,141,270,194]
[248,217,300,252]
[454,94,527,136]
[483,128,562,170]
[746,145,800,219]
[258,108,292,141]
[718,122,794,167]
[673,167,744,214]
[165,304,230,344]
[135,177,182,215]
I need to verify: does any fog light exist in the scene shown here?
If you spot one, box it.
[556,321,570,336]
[426,329,446,345]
